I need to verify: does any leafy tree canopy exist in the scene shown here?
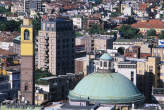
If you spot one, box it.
[0,20,22,32]
[147,29,156,37]
[88,24,104,35]
[159,30,164,39]
[0,6,11,15]
[119,25,141,39]
[32,16,41,36]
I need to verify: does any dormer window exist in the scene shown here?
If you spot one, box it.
[24,29,30,40]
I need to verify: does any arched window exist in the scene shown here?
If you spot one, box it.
[24,29,30,40]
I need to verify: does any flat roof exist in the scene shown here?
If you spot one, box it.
[114,39,142,42]
[40,76,58,80]
[118,61,136,64]
[75,57,87,61]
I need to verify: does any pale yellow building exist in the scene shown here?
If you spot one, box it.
[160,64,164,87]
[75,54,95,76]
[134,42,151,53]
[131,19,164,34]
[121,4,129,14]
[152,48,164,61]
[137,57,160,88]
[35,92,48,105]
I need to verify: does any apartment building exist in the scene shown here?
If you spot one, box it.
[131,19,164,34]
[115,61,137,85]
[137,57,161,88]
[152,47,164,61]
[38,17,75,75]
[83,35,114,53]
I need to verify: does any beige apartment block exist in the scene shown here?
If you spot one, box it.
[137,57,160,88]
[160,64,164,87]
[38,17,75,75]
[134,42,151,53]
[152,48,164,61]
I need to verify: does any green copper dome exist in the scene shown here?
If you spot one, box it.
[68,72,144,104]
[100,53,113,60]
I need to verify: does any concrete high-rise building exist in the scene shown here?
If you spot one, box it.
[38,17,75,75]
[19,18,35,104]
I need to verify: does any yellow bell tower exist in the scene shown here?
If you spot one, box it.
[20,18,35,105]
[21,18,34,56]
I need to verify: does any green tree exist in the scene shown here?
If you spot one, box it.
[0,23,7,31]
[161,3,164,9]
[110,7,121,17]
[159,31,164,39]
[147,29,156,37]
[32,16,41,36]
[88,24,104,35]
[75,32,83,37]
[0,20,22,32]
[119,25,140,39]
[0,6,11,15]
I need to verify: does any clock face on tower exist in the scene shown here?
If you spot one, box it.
[24,29,30,40]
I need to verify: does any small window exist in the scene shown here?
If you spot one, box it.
[104,62,107,67]
[149,66,153,72]
[24,84,28,91]
[131,71,134,82]
[100,61,102,67]
[24,29,30,40]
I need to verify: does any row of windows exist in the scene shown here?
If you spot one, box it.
[57,44,75,49]
[100,61,111,67]
[118,65,136,68]
[57,38,75,43]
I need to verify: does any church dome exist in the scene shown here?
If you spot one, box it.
[68,72,144,104]
[100,53,113,60]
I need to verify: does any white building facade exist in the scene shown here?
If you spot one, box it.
[72,17,82,29]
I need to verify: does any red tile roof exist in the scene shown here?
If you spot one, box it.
[0,32,18,42]
[131,19,164,29]
[139,3,149,11]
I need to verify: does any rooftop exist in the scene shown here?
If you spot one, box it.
[0,31,18,42]
[75,57,87,61]
[114,39,141,43]
[131,19,164,29]
[42,16,72,23]
[40,76,58,80]
[1,106,40,110]
[100,53,113,60]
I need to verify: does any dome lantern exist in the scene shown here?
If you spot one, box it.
[96,53,114,73]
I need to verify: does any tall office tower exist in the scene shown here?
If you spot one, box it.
[20,18,35,104]
[38,17,75,75]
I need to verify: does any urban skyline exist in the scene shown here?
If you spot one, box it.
[0,0,164,110]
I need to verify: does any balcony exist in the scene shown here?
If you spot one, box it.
[45,37,49,40]
[45,59,49,63]
[45,43,49,46]
[44,63,49,67]
[44,66,49,70]
[45,54,49,57]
